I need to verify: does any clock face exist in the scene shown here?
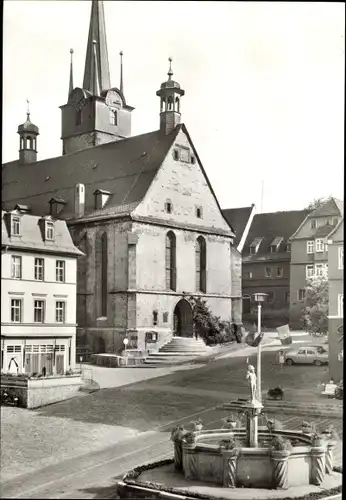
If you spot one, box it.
[105,90,122,108]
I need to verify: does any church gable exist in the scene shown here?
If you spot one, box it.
[133,126,233,236]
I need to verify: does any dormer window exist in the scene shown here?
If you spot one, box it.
[310,219,316,229]
[109,109,117,126]
[269,237,283,253]
[165,201,173,214]
[249,237,263,255]
[94,189,111,210]
[11,216,21,236]
[45,221,55,241]
[49,197,66,217]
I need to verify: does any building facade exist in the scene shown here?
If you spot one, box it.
[289,198,343,329]
[240,210,310,328]
[326,219,343,381]
[2,0,242,354]
[1,209,82,374]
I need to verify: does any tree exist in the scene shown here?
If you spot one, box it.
[301,276,328,334]
[305,196,333,210]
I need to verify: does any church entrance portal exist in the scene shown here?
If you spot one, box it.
[173,299,193,337]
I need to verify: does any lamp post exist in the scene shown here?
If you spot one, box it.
[123,338,129,366]
[252,293,267,403]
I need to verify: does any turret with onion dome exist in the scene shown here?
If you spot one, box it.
[17,100,39,164]
[156,58,185,135]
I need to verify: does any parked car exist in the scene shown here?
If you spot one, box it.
[306,344,329,354]
[284,347,329,366]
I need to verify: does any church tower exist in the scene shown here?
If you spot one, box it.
[156,58,185,135]
[17,102,39,164]
[60,0,134,155]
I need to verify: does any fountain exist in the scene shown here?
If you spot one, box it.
[116,364,342,499]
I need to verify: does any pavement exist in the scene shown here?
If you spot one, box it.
[1,331,342,500]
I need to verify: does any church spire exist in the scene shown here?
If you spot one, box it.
[83,0,111,94]
[68,49,74,98]
[91,40,101,96]
[119,51,124,95]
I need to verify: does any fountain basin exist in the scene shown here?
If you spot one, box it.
[181,429,328,489]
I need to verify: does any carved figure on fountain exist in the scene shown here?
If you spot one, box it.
[246,364,257,403]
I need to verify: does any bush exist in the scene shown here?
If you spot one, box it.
[301,277,328,335]
[270,436,292,452]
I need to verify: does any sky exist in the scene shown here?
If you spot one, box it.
[2,1,345,213]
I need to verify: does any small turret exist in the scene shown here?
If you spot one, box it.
[17,100,39,164]
[156,58,185,135]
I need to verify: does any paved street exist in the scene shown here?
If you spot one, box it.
[1,341,342,499]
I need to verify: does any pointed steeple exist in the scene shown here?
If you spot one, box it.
[68,49,74,98]
[119,51,124,95]
[83,0,111,94]
[91,40,101,96]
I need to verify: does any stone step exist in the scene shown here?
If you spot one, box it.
[159,346,208,352]
[148,351,207,357]
[144,357,196,365]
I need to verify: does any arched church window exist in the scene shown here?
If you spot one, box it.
[95,231,108,318]
[165,231,176,291]
[175,97,180,113]
[26,137,32,149]
[76,109,82,126]
[167,96,173,111]
[196,236,206,292]
[110,109,117,126]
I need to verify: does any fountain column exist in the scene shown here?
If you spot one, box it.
[244,401,263,447]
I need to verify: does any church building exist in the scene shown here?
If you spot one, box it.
[2,0,242,354]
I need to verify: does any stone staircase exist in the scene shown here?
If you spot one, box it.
[144,336,211,365]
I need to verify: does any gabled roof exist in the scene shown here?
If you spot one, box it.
[326,218,344,241]
[222,205,254,246]
[243,210,310,256]
[1,211,83,256]
[2,127,181,220]
[310,198,343,218]
[290,197,343,240]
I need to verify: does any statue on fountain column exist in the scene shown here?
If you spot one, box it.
[246,365,257,403]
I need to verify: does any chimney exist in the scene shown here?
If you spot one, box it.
[75,183,85,217]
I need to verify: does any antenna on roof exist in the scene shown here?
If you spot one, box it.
[260,180,264,213]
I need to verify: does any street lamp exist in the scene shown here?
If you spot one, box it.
[252,293,267,403]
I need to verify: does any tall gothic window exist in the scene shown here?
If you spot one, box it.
[196,236,206,292]
[95,231,108,318]
[101,233,108,317]
[76,109,82,126]
[165,232,176,291]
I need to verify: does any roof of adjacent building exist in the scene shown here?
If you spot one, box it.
[2,126,181,220]
[1,211,83,256]
[309,198,344,218]
[222,205,254,246]
[290,198,344,240]
[243,209,311,256]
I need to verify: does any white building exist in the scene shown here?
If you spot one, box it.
[1,207,83,375]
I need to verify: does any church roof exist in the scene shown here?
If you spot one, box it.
[2,211,83,256]
[2,127,181,220]
[222,205,254,246]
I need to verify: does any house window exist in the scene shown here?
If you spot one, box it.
[339,247,344,270]
[11,216,21,236]
[165,201,173,214]
[277,267,283,277]
[315,239,324,253]
[34,258,44,281]
[173,149,179,161]
[110,109,117,125]
[196,206,203,219]
[11,256,22,279]
[56,301,66,323]
[306,265,314,278]
[267,292,274,303]
[34,300,45,323]
[165,232,176,291]
[307,241,314,254]
[11,299,22,322]
[270,246,277,253]
[45,221,55,241]
[338,295,344,318]
[179,146,190,163]
[310,219,316,229]
[246,272,253,279]
[264,267,272,278]
[298,289,306,301]
[56,260,66,282]
[285,291,290,303]
[196,236,207,292]
[315,264,324,277]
